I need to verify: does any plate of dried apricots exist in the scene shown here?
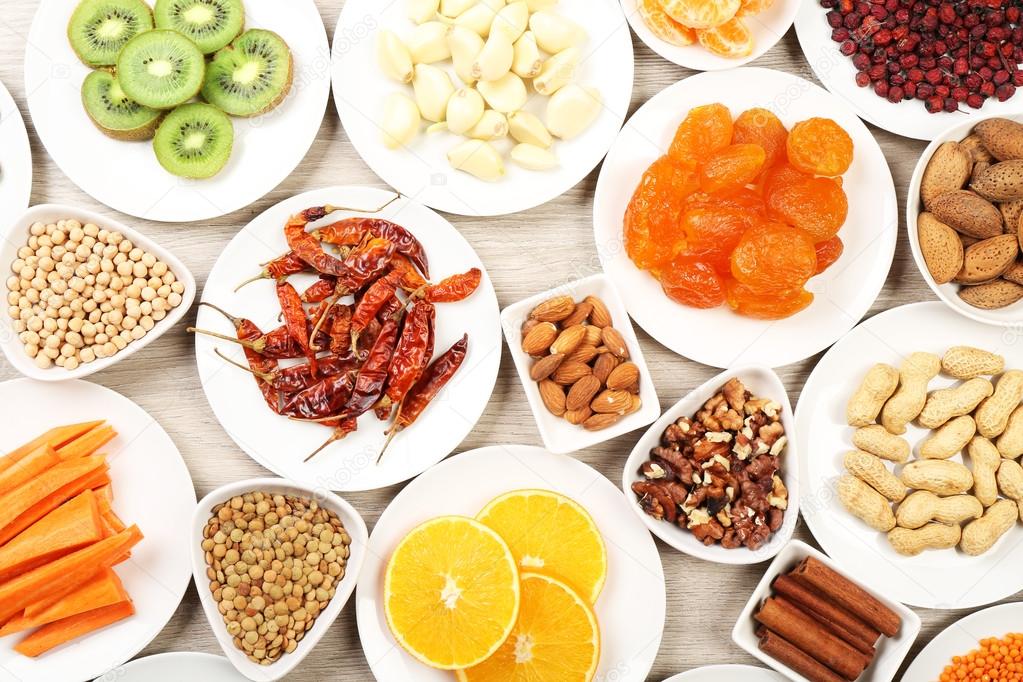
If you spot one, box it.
[592,67,898,368]
[622,0,802,71]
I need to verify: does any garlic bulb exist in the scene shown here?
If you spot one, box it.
[448,25,485,84]
[508,111,552,148]
[446,87,486,134]
[448,139,505,181]
[406,21,452,63]
[407,0,440,24]
[511,31,542,78]
[546,84,601,139]
[472,29,513,81]
[491,2,529,42]
[511,143,558,170]
[533,46,579,96]
[466,110,509,140]
[529,11,585,53]
[377,30,414,83]
[381,93,421,149]
[477,72,527,113]
[413,63,455,122]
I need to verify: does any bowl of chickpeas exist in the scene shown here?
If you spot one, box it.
[1,204,195,380]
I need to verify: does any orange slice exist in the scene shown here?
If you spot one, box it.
[737,0,774,16]
[638,0,697,46]
[661,0,740,29]
[384,516,520,670]
[697,17,754,58]
[476,489,607,604]
[455,572,601,682]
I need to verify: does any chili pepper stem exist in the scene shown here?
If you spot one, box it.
[320,193,401,221]
[233,270,270,293]
[214,348,274,382]
[188,327,265,353]
[376,425,403,465]
[304,429,345,463]
[309,292,342,351]
[198,301,242,326]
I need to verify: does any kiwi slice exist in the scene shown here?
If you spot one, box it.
[116,30,205,109]
[153,102,233,178]
[81,70,163,140]
[201,29,293,117]
[153,0,244,55]
[67,0,153,67]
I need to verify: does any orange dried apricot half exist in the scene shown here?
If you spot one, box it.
[668,103,733,163]
[766,175,849,242]
[624,155,699,270]
[661,257,726,308]
[814,236,844,274]
[786,117,854,177]
[730,222,817,294]
[638,0,697,45]
[725,279,814,319]
[661,0,740,29]
[699,143,766,194]
[679,205,758,271]
[696,17,754,58]
[732,108,788,169]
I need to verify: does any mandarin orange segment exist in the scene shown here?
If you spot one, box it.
[814,236,844,274]
[638,0,698,45]
[730,222,817,294]
[725,279,814,319]
[737,0,775,16]
[679,205,758,271]
[624,155,700,270]
[661,257,726,308]
[786,117,854,176]
[699,143,766,194]
[696,17,754,58]
[661,0,740,29]
[668,103,733,163]
[766,175,849,242]
[732,108,788,169]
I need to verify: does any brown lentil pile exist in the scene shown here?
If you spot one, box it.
[201,491,352,666]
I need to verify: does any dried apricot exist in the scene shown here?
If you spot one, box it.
[624,155,700,270]
[661,257,726,308]
[730,222,817,294]
[787,117,854,177]
[737,0,774,15]
[699,143,766,194]
[766,175,848,242]
[668,103,733,163]
[661,0,740,29]
[638,0,697,45]
[725,279,814,319]
[760,162,810,196]
[814,236,844,274]
[685,186,766,215]
[696,17,753,58]
[732,108,788,169]
[679,205,759,271]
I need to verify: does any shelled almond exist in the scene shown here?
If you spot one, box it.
[522,294,641,431]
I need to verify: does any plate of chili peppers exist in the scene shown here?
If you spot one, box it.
[191,186,501,492]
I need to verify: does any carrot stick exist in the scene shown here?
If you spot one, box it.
[54,426,116,461]
[0,568,126,636]
[0,446,60,496]
[94,484,113,505]
[0,456,107,539]
[0,468,110,548]
[0,490,103,583]
[96,496,126,535]
[0,422,104,474]
[13,599,134,657]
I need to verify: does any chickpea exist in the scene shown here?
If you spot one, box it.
[83,223,98,238]
[34,353,51,369]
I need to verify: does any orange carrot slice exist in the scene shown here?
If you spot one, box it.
[0,490,103,583]
[0,456,107,541]
[0,568,126,636]
[94,484,113,504]
[55,426,116,461]
[13,599,134,657]
[0,422,104,474]
[0,446,60,497]
[0,468,111,548]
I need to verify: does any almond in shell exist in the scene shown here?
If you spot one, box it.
[961,134,995,163]
[971,160,1023,202]
[530,353,565,381]
[591,389,631,414]
[955,234,1019,284]
[592,352,619,383]
[1000,200,1023,234]
[552,360,591,385]
[929,190,1004,239]
[605,361,640,391]
[918,212,964,284]
[1004,261,1023,285]
[538,379,566,416]
[600,326,629,359]
[921,141,972,209]
[529,295,574,322]
[974,118,1023,161]
[584,295,612,328]
[959,279,1023,309]
[550,324,586,355]
[582,413,620,431]
[566,374,602,411]
[971,161,990,185]
[521,321,558,355]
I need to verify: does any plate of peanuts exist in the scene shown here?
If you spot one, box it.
[796,301,1023,609]
[192,186,502,493]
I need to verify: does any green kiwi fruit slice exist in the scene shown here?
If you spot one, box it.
[153,0,245,55]
[81,69,163,140]
[201,29,293,117]
[116,30,205,109]
[67,0,154,67]
[153,102,234,178]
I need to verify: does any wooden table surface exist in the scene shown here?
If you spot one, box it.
[0,1,998,679]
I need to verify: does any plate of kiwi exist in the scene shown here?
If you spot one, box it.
[0,78,32,235]
[24,0,330,222]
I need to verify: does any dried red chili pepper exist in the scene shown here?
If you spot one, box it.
[422,268,482,303]
[281,371,356,420]
[337,237,396,292]
[314,218,430,278]
[390,255,429,293]
[276,279,317,373]
[189,306,305,359]
[215,349,360,393]
[351,270,402,344]
[234,251,308,292]
[378,300,435,416]
[301,276,336,303]
[329,305,353,356]
[341,316,401,419]
[284,206,354,277]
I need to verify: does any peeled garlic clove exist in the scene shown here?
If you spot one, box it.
[511,31,542,78]
[453,1,502,37]
[491,1,529,42]
[381,93,421,149]
[533,46,579,96]
[511,143,558,170]
[408,0,440,23]
[476,72,527,113]
[446,87,486,134]
[524,0,557,9]
[529,11,585,53]
[466,110,509,140]
[413,63,455,122]
[472,29,513,81]
[377,31,414,83]
[448,139,505,181]
[447,25,484,84]
[406,21,451,63]
[508,110,552,148]
[440,0,476,17]
[546,84,601,139]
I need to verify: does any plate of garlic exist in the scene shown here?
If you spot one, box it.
[331,0,634,217]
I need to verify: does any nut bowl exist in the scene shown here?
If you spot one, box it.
[621,365,798,565]
[500,273,660,455]
[189,477,368,682]
[0,203,196,380]
[906,112,1023,327]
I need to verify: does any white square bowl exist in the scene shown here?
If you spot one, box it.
[731,539,921,682]
[189,477,368,682]
[622,365,799,565]
[0,203,196,380]
[500,273,659,454]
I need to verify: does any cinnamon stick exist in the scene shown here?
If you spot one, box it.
[775,573,881,653]
[757,626,847,682]
[793,557,901,637]
[755,596,870,680]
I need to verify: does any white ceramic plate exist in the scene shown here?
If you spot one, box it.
[732,540,921,682]
[794,2,1023,141]
[623,366,799,564]
[796,301,1023,609]
[500,273,659,454]
[105,652,249,681]
[621,0,800,71]
[902,602,1023,682]
[906,112,1023,327]
[0,78,32,232]
[0,204,197,381]
[664,664,786,681]
[0,378,196,682]
[356,445,666,682]
[23,0,330,223]
[593,67,897,368]
[331,0,634,216]
[195,186,501,492]
[190,478,368,681]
